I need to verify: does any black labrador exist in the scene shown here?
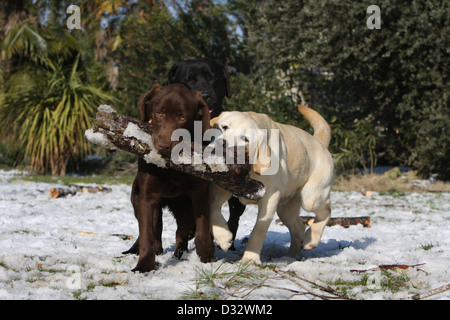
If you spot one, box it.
[123,58,245,256]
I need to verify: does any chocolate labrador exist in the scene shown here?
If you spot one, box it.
[130,84,214,272]
[168,59,246,250]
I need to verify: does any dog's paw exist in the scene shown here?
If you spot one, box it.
[241,252,261,265]
[302,229,320,251]
[302,242,318,251]
[132,261,156,273]
[302,237,319,251]
[212,226,233,251]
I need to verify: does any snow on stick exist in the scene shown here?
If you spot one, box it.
[85,105,265,200]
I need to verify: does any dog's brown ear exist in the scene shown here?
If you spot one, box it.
[195,91,211,133]
[138,84,162,122]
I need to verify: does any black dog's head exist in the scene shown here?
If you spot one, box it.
[167,58,231,118]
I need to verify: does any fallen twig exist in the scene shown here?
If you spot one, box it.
[257,284,310,299]
[304,216,370,228]
[49,184,112,198]
[350,263,426,273]
[411,283,450,300]
[272,269,357,300]
[276,216,371,228]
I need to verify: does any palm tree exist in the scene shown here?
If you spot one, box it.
[0,21,115,175]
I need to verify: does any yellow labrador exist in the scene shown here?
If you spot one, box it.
[209,105,334,265]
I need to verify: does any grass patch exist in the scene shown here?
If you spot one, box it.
[37,267,67,274]
[333,269,413,296]
[72,283,96,300]
[182,263,261,300]
[379,270,411,293]
[9,172,135,186]
[379,188,406,198]
[420,242,438,251]
[333,275,369,296]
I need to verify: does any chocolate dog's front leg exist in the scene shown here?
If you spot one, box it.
[132,194,161,273]
[191,184,215,263]
[125,177,163,257]
[169,196,196,260]
[122,211,163,256]
[125,178,141,255]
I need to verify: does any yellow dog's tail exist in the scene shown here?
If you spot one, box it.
[298,105,331,148]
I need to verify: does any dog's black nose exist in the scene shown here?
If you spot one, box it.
[201,92,210,102]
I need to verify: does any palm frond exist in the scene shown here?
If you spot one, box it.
[0,51,116,175]
[0,20,48,62]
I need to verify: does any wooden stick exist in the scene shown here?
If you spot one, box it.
[276,216,371,228]
[411,283,450,300]
[49,184,112,198]
[302,216,371,228]
[85,105,266,200]
[350,263,426,273]
[49,186,77,199]
[272,269,356,300]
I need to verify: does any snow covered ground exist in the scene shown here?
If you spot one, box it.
[0,169,448,300]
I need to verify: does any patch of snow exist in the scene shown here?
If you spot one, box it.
[97,105,117,114]
[123,123,166,168]
[123,122,153,146]
[84,129,116,150]
[246,186,266,200]
[203,155,228,172]
[143,151,167,169]
[0,170,449,300]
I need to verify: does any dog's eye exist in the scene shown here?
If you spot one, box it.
[178,115,187,122]
[221,125,229,131]
[209,74,216,82]
[155,111,163,118]
[185,75,195,83]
